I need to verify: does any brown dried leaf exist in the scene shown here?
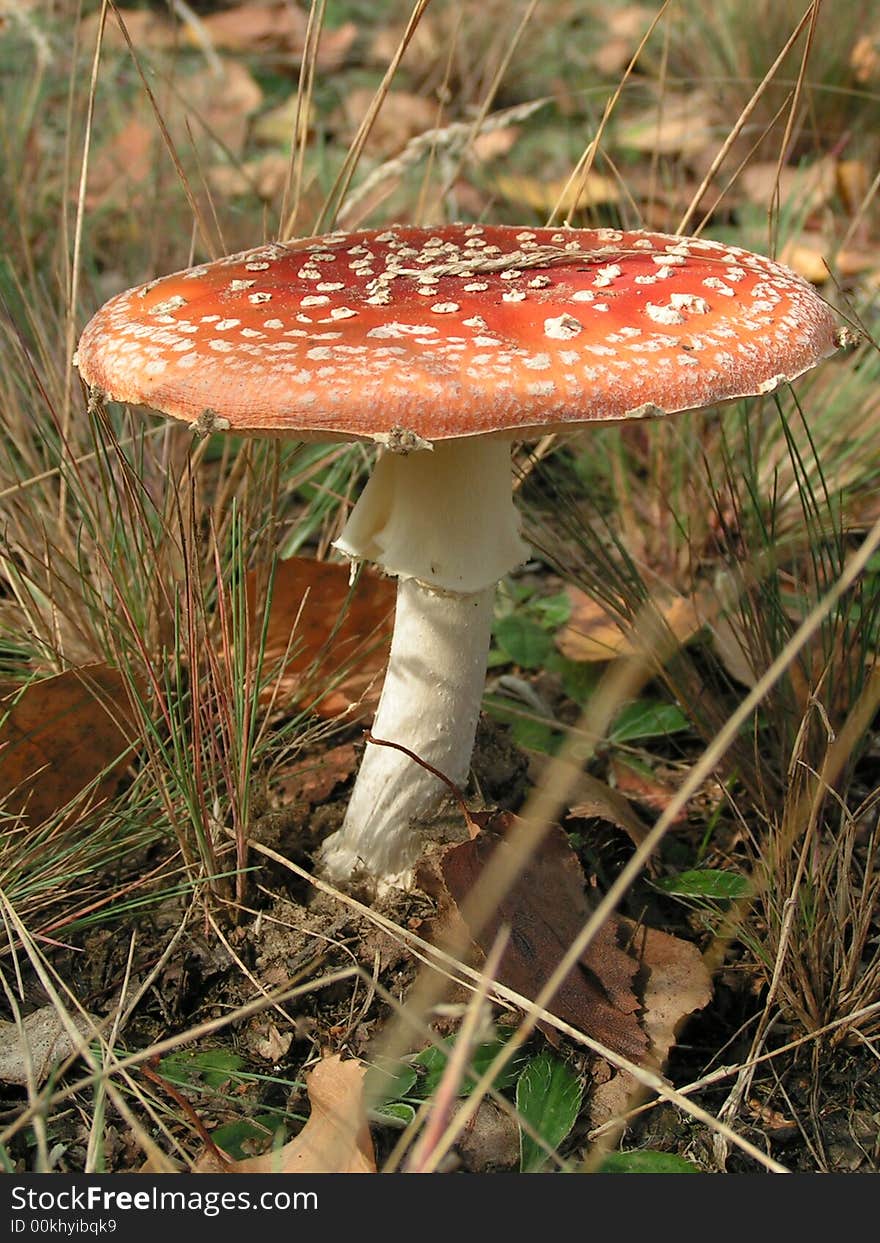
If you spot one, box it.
[851,33,880,84]
[85,118,155,209]
[589,922,712,1127]
[607,757,688,827]
[566,770,652,848]
[438,820,649,1062]
[836,159,871,215]
[248,557,394,720]
[556,584,700,663]
[590,6,656,77]
[252,1021,294,1064]
[275,742,358,807]
[739,158,836,214]
[334,88,438,155]
[207,153,290,203]
[197,2,309,52]
[470,127,520,163]
[196,2,356,68]
[708,608,759,688]
[80,8,177,52]
[630,923,712,1056]
[0,666,136,825]
[747,1098,797,1135]
[204,1055,375,1174]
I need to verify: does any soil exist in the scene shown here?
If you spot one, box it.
[2,714,877,1175]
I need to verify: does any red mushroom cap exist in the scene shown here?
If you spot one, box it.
[76,224,843,442]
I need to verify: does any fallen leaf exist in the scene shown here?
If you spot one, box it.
[0,1005,98,1087]
[589,923,712,1127]
[707,607,760,688]
[85,118,155,209]
[617,92,717,157]
[607,757,689,827]
[0,666,137,825]
[201,1055,376,1174]
[253,1021,294,1064]
[566,770,652,848]
[779,234,875,285]
[207,152,290,203]
[247,557,394,720]
[739,158,836,214]
[196,2,356,68]
[836,159,870,215]
[851,32,880,84]
[196,1,308,52]
[747,1098,797,1136]
[435,819,649,1062]
[80,8,177,52]
[591,5,656,77]
[493,171,618,216]
[275,742,358,806]
[556,584,701,663]
[470,127,520,163]
[86,61,263,210]
[334,88,439,155]
[252,95,314,148]
[779,239,832,285]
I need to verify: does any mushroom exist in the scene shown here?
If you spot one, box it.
[75,224,843,889]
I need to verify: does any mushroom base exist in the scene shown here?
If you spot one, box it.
[319,576,494,890]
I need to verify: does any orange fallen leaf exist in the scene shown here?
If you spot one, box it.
[201,1055,376,1174]
[247,557,394,720]
[556,584,701,663]
[607,757,689,827]
[0,666,137,825]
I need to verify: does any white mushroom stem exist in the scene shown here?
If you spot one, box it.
[319,435,529,889]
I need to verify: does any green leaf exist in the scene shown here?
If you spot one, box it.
[159,1049,247,1089]
[545,651,600,706]
[493,615,553,669]
[486,698,560,755]
[609,699,690,744]
[530,592,572,629]
[374,1101,416,1126]
[599,1149,702,1173]
[516,1052,583,1172]
[210,1116,285,1161]
[364,1057,418,1106]
[412,1039,527,1098]
[656,869,751,899]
